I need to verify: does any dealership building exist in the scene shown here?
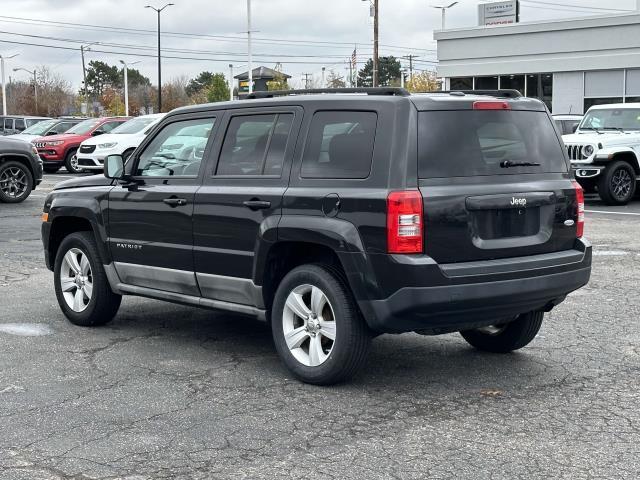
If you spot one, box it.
[435,8,640,114]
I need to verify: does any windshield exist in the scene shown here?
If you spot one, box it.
[580,108,640,131]
[65,119,102,135]
[418,111,567,178]
[111,117,157,134]
[20,119,58,135]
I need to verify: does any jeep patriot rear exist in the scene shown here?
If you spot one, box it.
[41,88,591,385]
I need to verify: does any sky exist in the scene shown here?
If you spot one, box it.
[0,0,637,91]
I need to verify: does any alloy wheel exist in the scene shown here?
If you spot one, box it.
[282,284,337,367]
[0,166,28,199]
[68,155,82,173]
[59,248,93,312]
[611,168,633,200]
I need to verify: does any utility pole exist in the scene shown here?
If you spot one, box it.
[373,0,379,87]
[348,59,353,87]
[229,64,234,101]
[119,60,140,116]
[302,73,312,89]
[81,45,88,115]
[402,54,419,81]
[0,53,18,116]
[247,0,253,94]
[13,67,37,114]
[145,3,174,113]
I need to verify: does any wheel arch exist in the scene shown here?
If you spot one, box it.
[255,215,379,319]
[47,212,109,270]
[599,149,640,174]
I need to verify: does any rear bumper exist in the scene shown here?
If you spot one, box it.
[359,240,592,333]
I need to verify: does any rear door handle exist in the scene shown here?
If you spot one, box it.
[163,198,187,207]
[243,199,271,210]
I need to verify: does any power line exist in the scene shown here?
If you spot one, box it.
[0,36,438,66]
[0,15,433,52]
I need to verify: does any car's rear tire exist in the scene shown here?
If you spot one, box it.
[271,264,371,385]
[597,161,636,205]
[0,160,33,203]
[44,166,60,174]
[64,149,82,174]
[460,311,544,353]
[54,232,121,326]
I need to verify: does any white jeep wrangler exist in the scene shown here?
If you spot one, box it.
[563,103,640,205]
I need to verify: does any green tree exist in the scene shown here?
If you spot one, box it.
[186,71,215,97]
[205,73,230,103]
[83,60,120,97]
[357,56,402,87]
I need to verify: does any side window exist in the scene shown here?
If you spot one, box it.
[216,113,293,176]
[15,119,25,131]
[301,111,377,179]
[135,117,215,177]
[4,118,13,131]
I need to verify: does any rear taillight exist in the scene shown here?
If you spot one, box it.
[387,190,423,254]
[572,180,584,238]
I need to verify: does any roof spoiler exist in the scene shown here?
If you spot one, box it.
[244,87,411,99]
[438,89,523,99]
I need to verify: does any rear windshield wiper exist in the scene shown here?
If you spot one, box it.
[500,161,541,168]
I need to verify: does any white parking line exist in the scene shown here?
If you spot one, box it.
[586,210,640,216]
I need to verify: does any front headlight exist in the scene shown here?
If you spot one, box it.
[582,145,595,157]
[98,142,118,149]
[46,141,64,146]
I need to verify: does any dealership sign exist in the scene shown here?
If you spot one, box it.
[478,1,520,26]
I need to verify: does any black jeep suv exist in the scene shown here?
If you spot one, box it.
[41,88,591,384]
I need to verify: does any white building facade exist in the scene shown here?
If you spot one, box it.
[435,13,640,114]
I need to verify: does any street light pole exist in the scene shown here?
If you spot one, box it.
[0,53,18,116]
[119,60,141,116]
[13,67,37,114]
[229,64,234,101]
[362,0,378,87]
[430,2,458,30]
[145,3,174,112]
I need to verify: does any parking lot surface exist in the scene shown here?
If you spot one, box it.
[1,174,639,479]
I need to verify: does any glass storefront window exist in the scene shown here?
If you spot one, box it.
[584,97,624,111]
[526,75,540,98]
[475,76,498,89]
[500,75,525,95]
[450,77,473,90]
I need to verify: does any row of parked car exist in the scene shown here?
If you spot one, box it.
[0,113,169,203]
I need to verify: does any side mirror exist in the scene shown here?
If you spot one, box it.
[91,130,104,136]
[104,154,125,180]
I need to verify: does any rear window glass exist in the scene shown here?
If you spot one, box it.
[301,111,377,179]
[418,111,567,178]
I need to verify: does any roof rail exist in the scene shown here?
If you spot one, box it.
[244,87,411,99]
[436,89,523,99]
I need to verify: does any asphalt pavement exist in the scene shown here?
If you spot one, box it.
[0,173,639,479]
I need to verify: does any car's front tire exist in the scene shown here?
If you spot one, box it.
[0,160,33,203]
[271,264,371,385]
[597,161,636,205]
[460,311,544,353]
[64,149,82,174]
[54,232,121,326]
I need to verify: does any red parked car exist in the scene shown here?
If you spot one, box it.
[34,117,130,173]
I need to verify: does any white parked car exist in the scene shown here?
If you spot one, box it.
[75,114,166,171]
[563,103,640,205]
